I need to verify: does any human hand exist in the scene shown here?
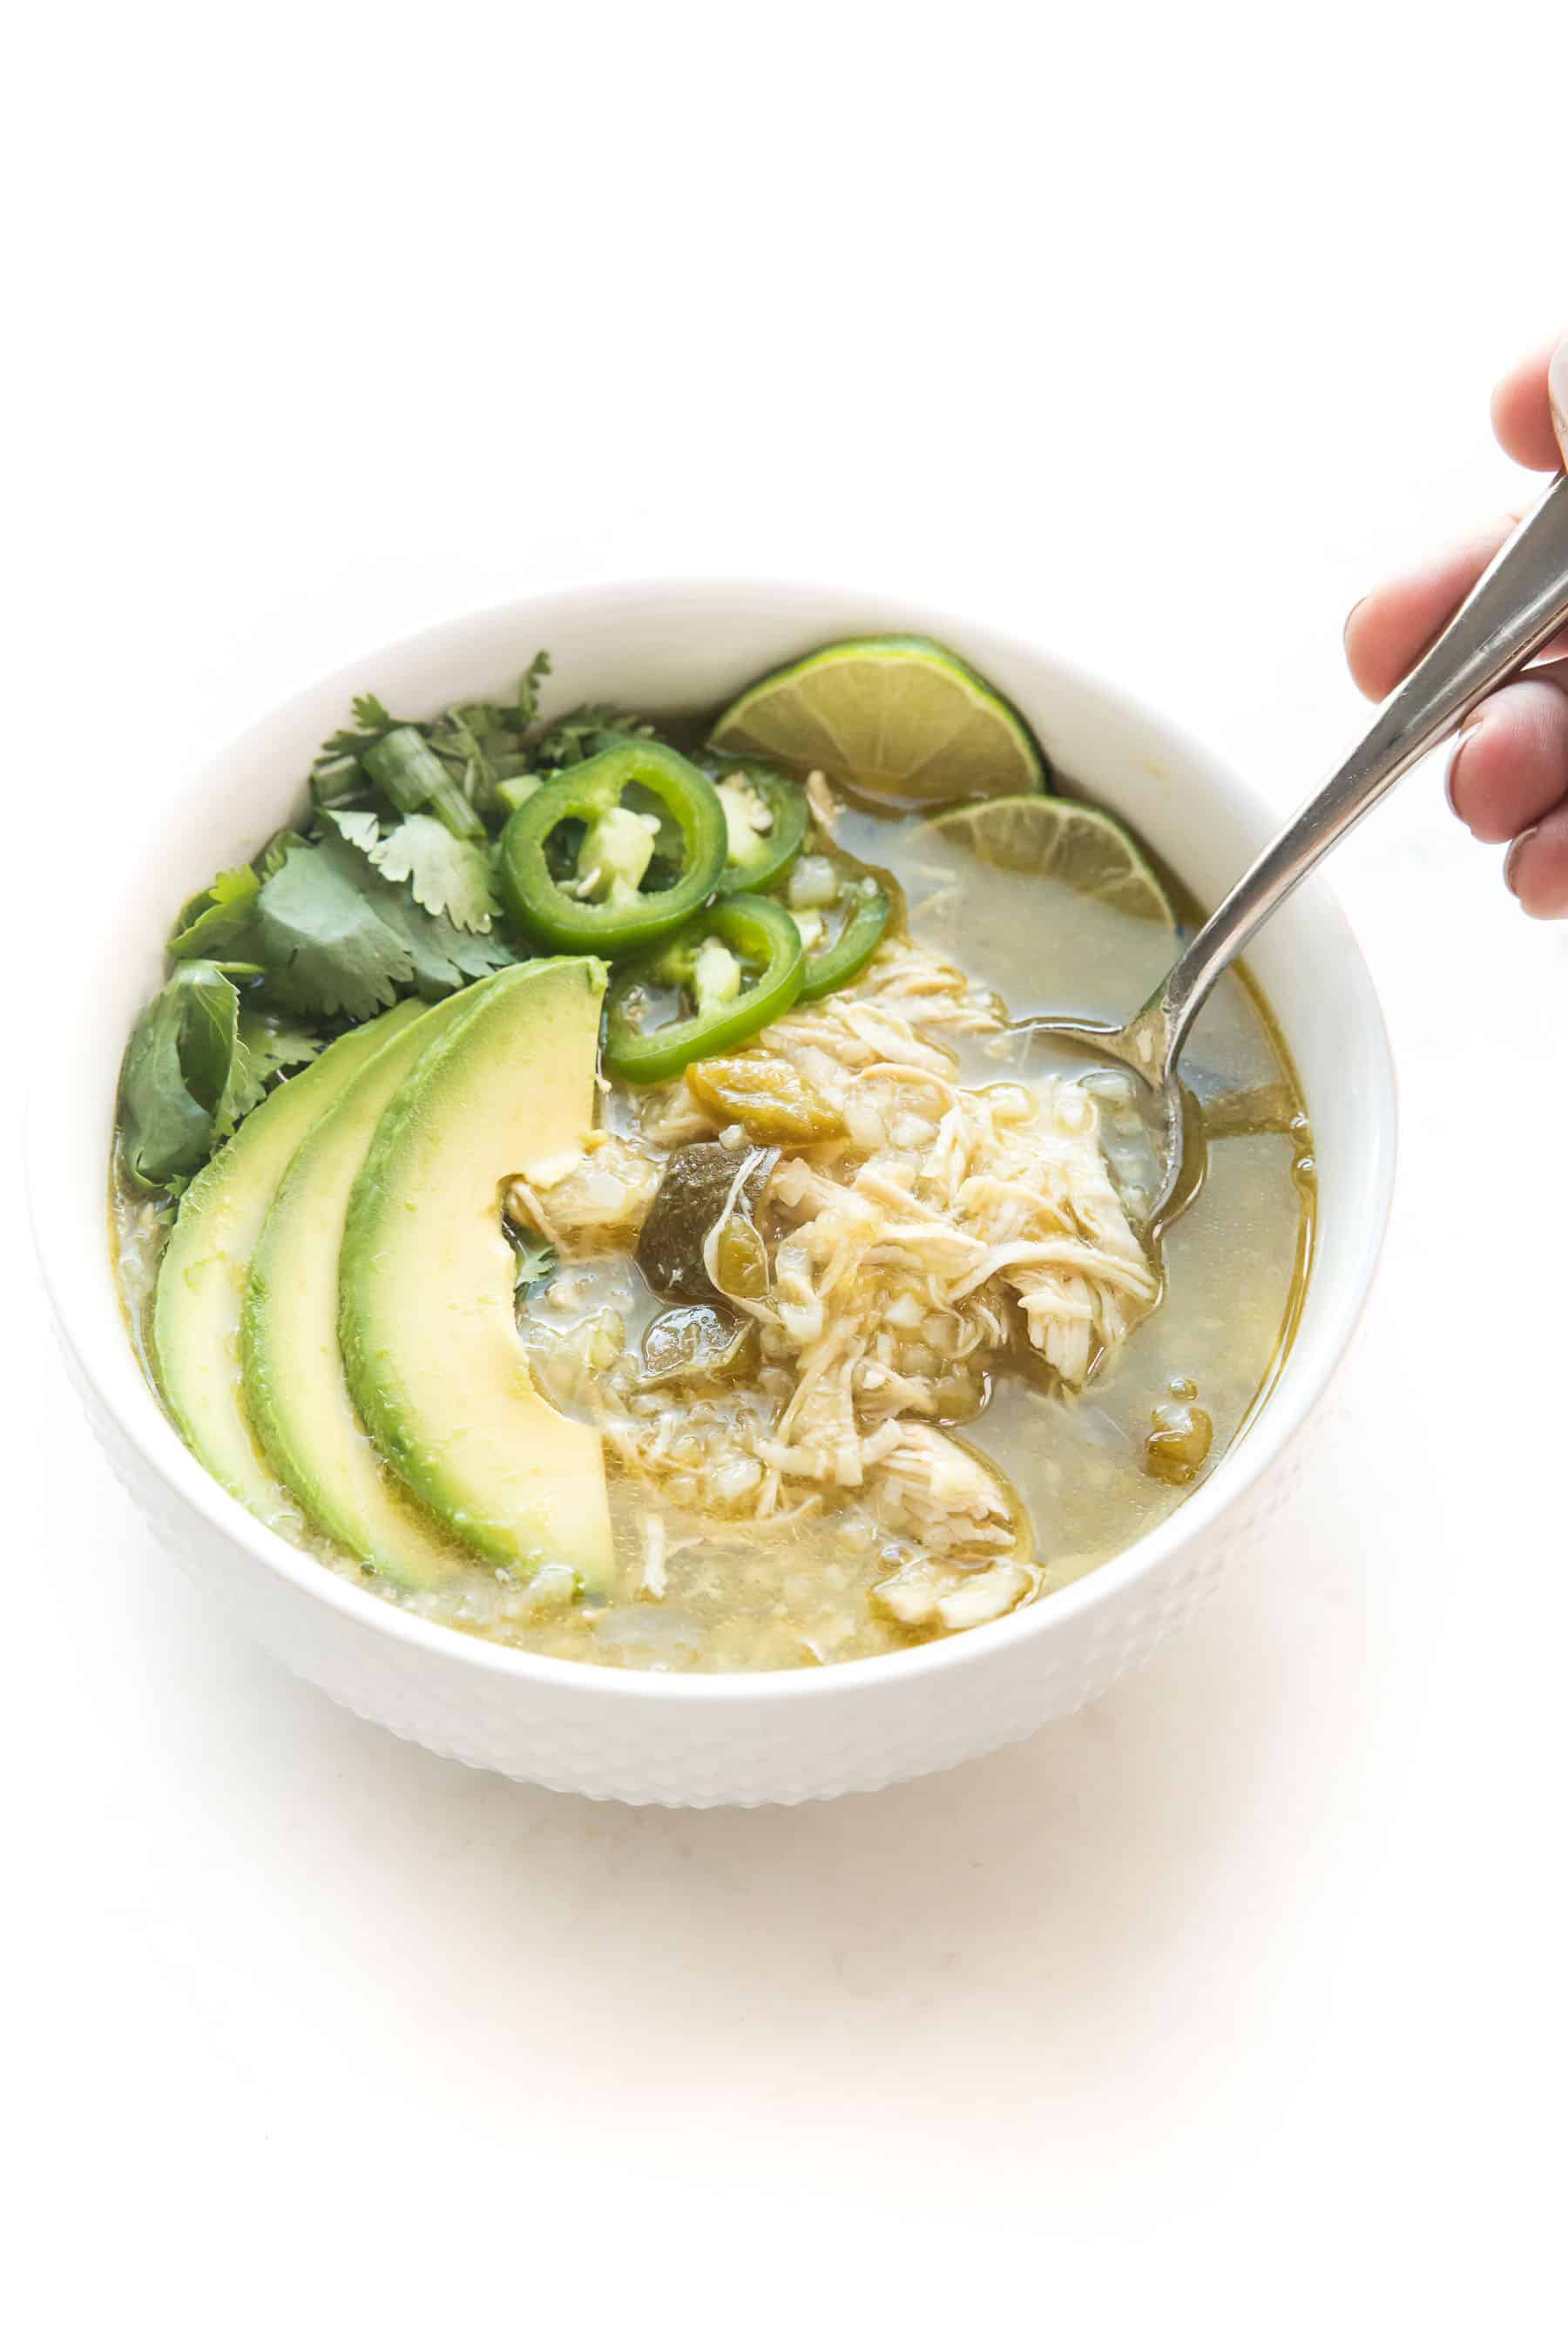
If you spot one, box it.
[1343,336,1568,915]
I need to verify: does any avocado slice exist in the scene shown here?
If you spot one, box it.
[339,956,615,1582]
[243,987,490,1587]
[152,1004,423,1527]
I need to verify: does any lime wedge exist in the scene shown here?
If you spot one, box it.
[710,635,1046,805]
[919,794,1174,925]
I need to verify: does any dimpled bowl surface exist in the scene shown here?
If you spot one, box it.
[30,581,1396,1807]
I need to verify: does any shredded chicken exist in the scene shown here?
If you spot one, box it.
[871,1558,1032,1633]
[508,1132,662,1255]
[638,1512,668,1598]
[523,942,1157,1632]
[804,767,840,834]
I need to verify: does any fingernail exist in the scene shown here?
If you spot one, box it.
[1342,596,1367,652]
[1504,827,1538,899]
[1443,735,1467,818]
[1443,712,1486,818]
[1551,335,1568,453]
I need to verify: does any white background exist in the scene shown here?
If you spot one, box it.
[10,5,1568,2344]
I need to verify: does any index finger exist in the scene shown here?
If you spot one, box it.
[1490,338,1564,471]
[1344,515,1518,700]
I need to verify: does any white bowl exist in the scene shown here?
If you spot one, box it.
[29,581,1396,1807]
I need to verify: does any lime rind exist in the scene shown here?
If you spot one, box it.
[711,634,1048,806]
[918,794,1175,926]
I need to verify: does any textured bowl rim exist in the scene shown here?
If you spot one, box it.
[30,573,1397,1711]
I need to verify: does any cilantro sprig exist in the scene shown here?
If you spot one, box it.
[121,649,657,1192]
[308,656,558,828]
[254,815,511,1019]
[533,702,656,771]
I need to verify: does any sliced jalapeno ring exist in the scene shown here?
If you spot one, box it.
[497,741,727,954]
[796,871,892,1001]
[709,760,810,895]
[604,895,805,1082]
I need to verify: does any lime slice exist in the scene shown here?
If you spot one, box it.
[710,635,1046,805]
[919,794,1174,925]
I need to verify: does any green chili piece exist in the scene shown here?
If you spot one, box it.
[711,760,809,894]
[798,871,892,1001]
[604,895,805,1081]
[498,741,727,955]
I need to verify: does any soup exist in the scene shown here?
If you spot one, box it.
[112,637,1311,1673]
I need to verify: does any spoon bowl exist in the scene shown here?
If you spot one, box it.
[1015,1004,1200,1237]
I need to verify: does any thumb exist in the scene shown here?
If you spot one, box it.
[1551,332,1568,467]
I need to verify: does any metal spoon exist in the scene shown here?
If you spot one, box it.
[1023,470,1568,1235]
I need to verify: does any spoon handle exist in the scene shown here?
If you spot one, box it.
[1150,470,1568,1071]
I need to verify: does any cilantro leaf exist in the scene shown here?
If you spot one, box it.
[214,1026,257,1139]
[167,865,262,962]
[243,1013,324,1076]
[253,835,416,1019]
[370,813,498,932]
[179,966,242,1116]
[517,650,551,731]
[447,702,511,740]
[310,813,514,998]
[258,828,310,879]
[428,700,539,818]
[509,1228,558,1293]
[533,702,653,771]
[331,808,382,854]
[118,963,242,1188]
[218,1014,324,1130]
[315,693,407,770]
[370,868,516,993]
